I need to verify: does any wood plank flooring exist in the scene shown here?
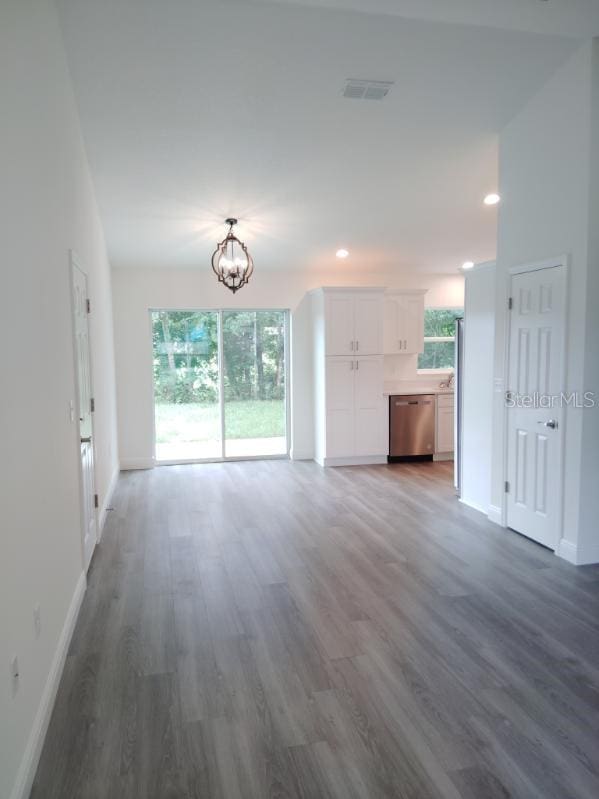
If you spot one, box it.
[31,460,599,798]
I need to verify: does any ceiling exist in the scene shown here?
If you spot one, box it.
[261,0,599,38]
[56,0,582,273]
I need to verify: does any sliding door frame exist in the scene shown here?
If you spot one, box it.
[150,307,290,465]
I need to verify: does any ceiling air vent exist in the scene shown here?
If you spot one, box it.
[342,79,394,100]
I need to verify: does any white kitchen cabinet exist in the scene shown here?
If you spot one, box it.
[324,356,385,462]
[325,358,355,458]
[311,287,386,466]
[325,289,383,356]
[435,393,454,457]
[354,357,386,456]
[384,290,426,355]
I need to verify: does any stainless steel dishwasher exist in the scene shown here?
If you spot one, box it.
[389,394,435,458]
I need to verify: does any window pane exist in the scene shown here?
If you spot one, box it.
[423,308,462,337]
[418,308,462,370]
[418,341,455,370]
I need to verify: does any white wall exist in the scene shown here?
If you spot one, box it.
[0,2,119,797]
[578,39,599,565]
[460,263,495,514]
[112,267,463,466]
[491,39,599,563]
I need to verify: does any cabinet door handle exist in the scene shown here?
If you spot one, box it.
[350,361,354,370]
[404,339,407,350]
[350,340,354,351]
[398,339,402,350]
[356,340,359,351]
[356,360,359,370]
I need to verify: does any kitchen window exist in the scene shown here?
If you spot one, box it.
[418,308,463,372]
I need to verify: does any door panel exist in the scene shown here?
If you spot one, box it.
[72,262,97,571]
[506,266,565,549]
[325,296,354,355]
[152,311,221,461]
[436,406,454,453]
[354,357,385,455]
[222,311,287,458]
[401,295,425,354]
[326,358,355,457]
[353,295,383,355]
[383,296,400,353]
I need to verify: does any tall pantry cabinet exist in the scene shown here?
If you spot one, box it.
[311,288,387,466]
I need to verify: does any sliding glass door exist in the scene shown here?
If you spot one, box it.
[222,310,287,458]
[152,309,288,463]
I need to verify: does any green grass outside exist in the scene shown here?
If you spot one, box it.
[155,400,285,443]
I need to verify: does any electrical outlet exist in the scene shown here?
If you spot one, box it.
[33,604,41,638]
[10,655,19,695]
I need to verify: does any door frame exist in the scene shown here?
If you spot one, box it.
[150,307,291,465]
[501,255,569,552]
[69,250,98,570]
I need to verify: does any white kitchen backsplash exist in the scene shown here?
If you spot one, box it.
[384,353,418,380]
[384,354,452,380]
[383,354,453,395]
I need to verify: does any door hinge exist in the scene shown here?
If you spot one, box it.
[508,297,513,310]
[504,481,510,493]
[90,397,95,413]
[94,493,99,508]
[86,298,91,313]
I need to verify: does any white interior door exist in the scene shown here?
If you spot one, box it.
[72,260,97,570]
[506,265,566,549]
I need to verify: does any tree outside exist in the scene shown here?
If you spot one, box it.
[418,308,462,370]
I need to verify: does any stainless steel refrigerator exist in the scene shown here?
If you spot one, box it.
[454,317,464,496]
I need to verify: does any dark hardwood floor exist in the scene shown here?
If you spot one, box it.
[31,460,599,798]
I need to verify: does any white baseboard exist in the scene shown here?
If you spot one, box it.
[459,497,488,516]
[433,452,454,462]
[321,455,387,467]
[558,538,599,566]
[557,539,579,564]
[487,504,504,526]
[10,572,87,799]
[290,449,314,461]
[120,457,155,471]
[98,465,119,536]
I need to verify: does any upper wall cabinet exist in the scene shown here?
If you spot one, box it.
[384,290,426,355]
[325,289,384,356]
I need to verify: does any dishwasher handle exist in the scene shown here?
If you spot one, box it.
[394,399,432,406]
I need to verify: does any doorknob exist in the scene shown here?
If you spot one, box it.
[81,436,92,443]
[537,420,558,429]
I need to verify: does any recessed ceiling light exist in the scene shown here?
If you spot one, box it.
[462,261,475,270]
[484,193,501,206]
[336,249,349,259]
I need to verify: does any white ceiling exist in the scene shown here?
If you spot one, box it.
[261,0,599,38]
[56,0,581,273]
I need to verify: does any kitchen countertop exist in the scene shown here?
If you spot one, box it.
[383,383,454,397]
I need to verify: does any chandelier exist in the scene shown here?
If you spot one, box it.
[211,218,254,293]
